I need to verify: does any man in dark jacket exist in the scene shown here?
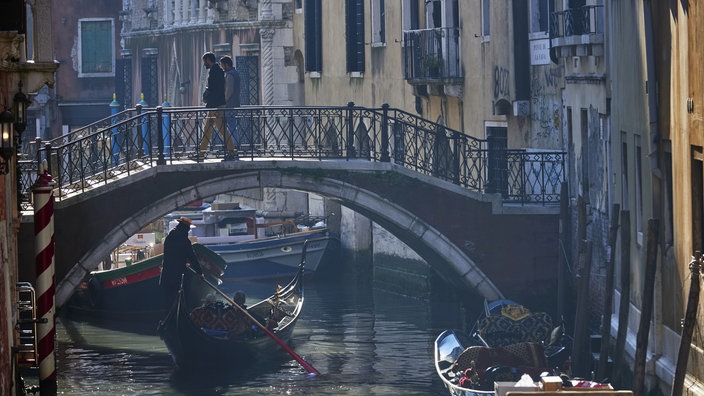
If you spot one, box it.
[159,216,204,303]
[198,52,236,160]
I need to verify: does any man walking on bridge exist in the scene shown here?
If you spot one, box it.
[197,52,237,161]
[220,55,241,159]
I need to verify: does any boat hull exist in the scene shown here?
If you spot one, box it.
[205,229,329,280]
[66,244,226,321]
[435,329,495,396]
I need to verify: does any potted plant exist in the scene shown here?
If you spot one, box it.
[422,55,444,77]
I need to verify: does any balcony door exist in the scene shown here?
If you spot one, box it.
[567,0,586,35]
[424,0,460,78]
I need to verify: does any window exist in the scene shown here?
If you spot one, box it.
[661,146,677,330]
[529,0,549,34]
[567,107,573,191]
[78,18,115,77]
[371,0,386,46]
[346,0,365,74]
[481,0,490,38]
[635,135,643,239]
[426,0,442,28]
[402,0,420,31]
[304,0,323,73]
[580,109,588,196]
[621,132,629,211]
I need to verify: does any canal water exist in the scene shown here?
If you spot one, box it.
[40,260,477,395]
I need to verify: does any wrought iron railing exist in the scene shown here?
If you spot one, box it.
[550,5,604,39]
[403,27,463,82]
[21,104,564,206]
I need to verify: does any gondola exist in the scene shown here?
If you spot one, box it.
[435,301,572,396]
[66,243,226,323]
[157,243,308,371]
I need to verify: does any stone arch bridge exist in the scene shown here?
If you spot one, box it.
[16,104,563,308]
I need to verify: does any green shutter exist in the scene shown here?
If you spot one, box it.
[81,20,113,74]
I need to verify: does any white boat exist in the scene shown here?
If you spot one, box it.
[165,202,331,280]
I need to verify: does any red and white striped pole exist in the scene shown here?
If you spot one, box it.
[32,168,56,395]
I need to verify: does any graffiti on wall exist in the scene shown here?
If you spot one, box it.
[494,66,510,99]
[530,65,564,142]
[587,105,608,211]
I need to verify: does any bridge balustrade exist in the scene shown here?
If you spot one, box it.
[20,104,565,206]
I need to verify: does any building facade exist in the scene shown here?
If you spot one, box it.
[118,0,302,109]
[51,0,123,137]
[292,0,699,393]
[118,0,312,227]
[0,1,57,394]
[653,1,704,394]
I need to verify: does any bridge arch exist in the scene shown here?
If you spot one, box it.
[55,167,503,307]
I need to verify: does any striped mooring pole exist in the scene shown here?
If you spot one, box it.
[32,168,56,395]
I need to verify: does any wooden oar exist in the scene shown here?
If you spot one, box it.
[189,267,321,375]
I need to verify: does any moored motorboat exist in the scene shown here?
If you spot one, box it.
[166,203,332,280]
[157,240,312,371]
[210,227,330,280]
[66,243,226,321]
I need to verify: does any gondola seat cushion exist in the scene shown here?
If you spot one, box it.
[222,307,251,336]
[477,312,553,347]
[190,305,221,328]
[451,342,548,380]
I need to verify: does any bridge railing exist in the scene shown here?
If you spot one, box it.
[23,104,565,206]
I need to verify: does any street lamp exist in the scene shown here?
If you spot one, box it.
[0,108,14,174]
[13,81,31,135]
[12,81,32,210]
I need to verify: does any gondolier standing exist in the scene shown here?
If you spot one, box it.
[160,217,204,303]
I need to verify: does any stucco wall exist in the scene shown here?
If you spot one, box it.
[668,0,704,387]
[295,2,423,111]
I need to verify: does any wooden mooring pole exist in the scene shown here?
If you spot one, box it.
[557,182,569,321]
[572,239,592,378]
[597,204,620,381]
[33,169,57,395]
[671,252,701,396]
[613,210,630,386]
[632,219,659,396]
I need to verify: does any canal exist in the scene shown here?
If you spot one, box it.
[36,253,481,395]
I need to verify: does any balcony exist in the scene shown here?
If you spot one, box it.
[403,27,463,85]
[550,5,604,58]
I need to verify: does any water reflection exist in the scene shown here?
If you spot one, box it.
[46,275,467,395]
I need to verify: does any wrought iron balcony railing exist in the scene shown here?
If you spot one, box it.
[20,104,564,207]
[550,5,604,40]
[403,27,463,83]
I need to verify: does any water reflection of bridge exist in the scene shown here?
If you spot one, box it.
[18,104,565,307]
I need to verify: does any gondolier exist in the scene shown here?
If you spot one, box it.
[158,238,323,375]
[160,217,204,302]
